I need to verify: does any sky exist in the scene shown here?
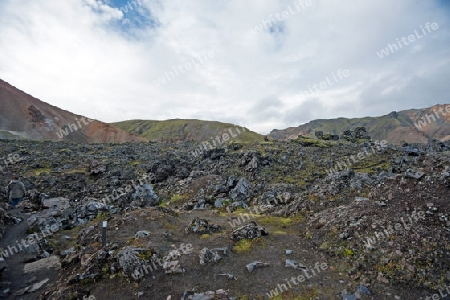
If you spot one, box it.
[0,0,449,134]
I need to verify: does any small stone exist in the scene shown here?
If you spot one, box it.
[135,230,150,239]
[377,272,389,284]
[246,261,270,272]
[355,197,369,202]
[285,259,307,270]
[136,291,144,297]
[359,284,371,295]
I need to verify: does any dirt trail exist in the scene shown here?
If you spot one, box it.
[1,206,430,299]
[80,209,428,299]
[0,208,59,299]
[76,209,358,299]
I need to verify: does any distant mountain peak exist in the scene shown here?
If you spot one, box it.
[387,111,398,118]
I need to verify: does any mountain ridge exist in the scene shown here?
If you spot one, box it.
[2,78,449,145]
[269,104,450,144]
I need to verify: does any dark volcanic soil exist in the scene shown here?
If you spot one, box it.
[0,137,449,299]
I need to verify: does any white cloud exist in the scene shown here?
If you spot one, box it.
[83,0,123,21]
[0,0,449,134]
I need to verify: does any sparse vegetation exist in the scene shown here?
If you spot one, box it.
[233,237,265,253]
[0,133,449,299]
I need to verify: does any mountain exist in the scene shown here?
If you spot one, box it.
[3,77,449,145]
[112,119,264,142]
[0,79,145,143]
[269,105,450,144]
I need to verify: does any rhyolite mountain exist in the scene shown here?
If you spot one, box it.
[0,79,145,143]
[269,105,450,144]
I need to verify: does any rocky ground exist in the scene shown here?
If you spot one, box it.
[0,134,449,299]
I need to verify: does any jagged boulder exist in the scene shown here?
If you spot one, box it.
[229,178,253,202]
[86,159,106,175]
[117,246,149,280]
[354,127,370,139]
[187,217,221,234]
[131,184,159,206]
[230,221,268,241]
[341,129,355,141]
[199,248,222,265]
[245,156,259,172]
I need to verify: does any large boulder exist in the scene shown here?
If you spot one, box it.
[117,246,149,280]
[245,157,259,172]
[199,248,222,265]
[131,184,159,206]
[229,178,253,202]
[187,217,221,234]
[230,221,268,242]
[354,127,370,139]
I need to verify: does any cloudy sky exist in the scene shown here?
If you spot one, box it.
[0,0,449,134]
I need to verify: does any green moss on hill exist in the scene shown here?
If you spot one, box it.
[111,119,264,142]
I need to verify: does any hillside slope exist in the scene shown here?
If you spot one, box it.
[112,119,264,142]
[0,79,145,143]
[269,105,450,144]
